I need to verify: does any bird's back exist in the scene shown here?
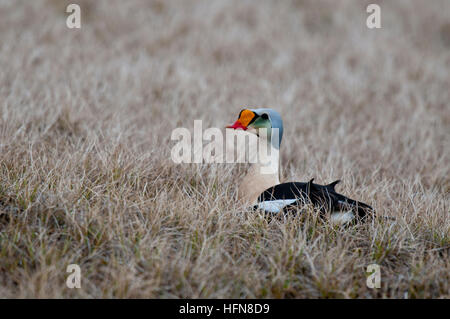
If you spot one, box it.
[255,179,373,221]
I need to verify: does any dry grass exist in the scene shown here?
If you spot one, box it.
[0,0,449,298]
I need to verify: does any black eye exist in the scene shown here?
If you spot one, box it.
[261,113,269,120]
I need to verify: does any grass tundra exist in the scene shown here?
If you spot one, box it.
[0,0,449,298]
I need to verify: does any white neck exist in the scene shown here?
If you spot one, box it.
[238,137,281,205]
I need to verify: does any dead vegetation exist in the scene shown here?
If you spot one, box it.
[0,0,448,298]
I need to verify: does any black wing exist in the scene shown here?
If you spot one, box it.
[256,179,373,221]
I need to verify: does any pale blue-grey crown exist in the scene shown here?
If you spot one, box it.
[250,108,284,149]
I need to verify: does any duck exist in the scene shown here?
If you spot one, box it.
[226,108,374,224]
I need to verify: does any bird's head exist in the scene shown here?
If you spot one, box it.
[226,108,284,149]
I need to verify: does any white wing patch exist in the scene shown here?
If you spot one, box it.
[257,199,298,213]
[330,211,355,225]
[257,200,357,225]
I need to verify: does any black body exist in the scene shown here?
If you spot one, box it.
[255,179,374,221]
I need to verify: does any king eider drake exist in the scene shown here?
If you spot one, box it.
[226,108,374,224]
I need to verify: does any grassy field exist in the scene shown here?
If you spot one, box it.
[0,0,449,298]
